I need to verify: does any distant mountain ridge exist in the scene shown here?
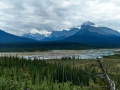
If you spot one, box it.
[1,21,120,48]
[76,21,120,36]
[0,30,36,43]
[41,27,80,41]
[62,21,120,48]
[21,21,120,42]
[22,30,51,40]
[22,33,47,41]
[22,27,80,41]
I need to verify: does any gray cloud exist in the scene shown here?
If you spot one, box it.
[0,0,120,35]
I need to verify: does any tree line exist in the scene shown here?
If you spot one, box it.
[0,42,93,52]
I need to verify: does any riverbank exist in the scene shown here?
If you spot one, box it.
[0,49,119,59]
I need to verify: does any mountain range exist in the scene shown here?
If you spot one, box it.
[0,21,120,48]
[41,27,80,41]
[22,21,120,41]
[22,27,80,41]
[62,21,120,47]
[22,21,120,48]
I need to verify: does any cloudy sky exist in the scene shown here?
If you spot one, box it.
[0,0,120,35]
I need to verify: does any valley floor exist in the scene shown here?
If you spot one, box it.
[0,49,120,60]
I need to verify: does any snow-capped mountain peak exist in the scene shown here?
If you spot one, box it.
[82,21,95,26]
[92,24,102,27]
[76,26,81,29]
[29,29,51,37]
[78,21,120,36]
[22,29,52,40]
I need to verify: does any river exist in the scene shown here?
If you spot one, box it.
[0,49,119,60]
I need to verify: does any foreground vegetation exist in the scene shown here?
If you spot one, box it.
[0,54,120,90]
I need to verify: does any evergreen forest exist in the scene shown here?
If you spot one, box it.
[0,54,120,90]
[0,42,94,52]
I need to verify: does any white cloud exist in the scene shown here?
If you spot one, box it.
[0,0,120,35]
[28,29,51,37]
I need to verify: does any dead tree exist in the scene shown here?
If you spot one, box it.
[87,58,117,90]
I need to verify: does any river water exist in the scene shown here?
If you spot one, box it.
[0,49,119,60]
[21,49,115,60]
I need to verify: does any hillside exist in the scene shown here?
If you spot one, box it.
[0,30,36,43]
